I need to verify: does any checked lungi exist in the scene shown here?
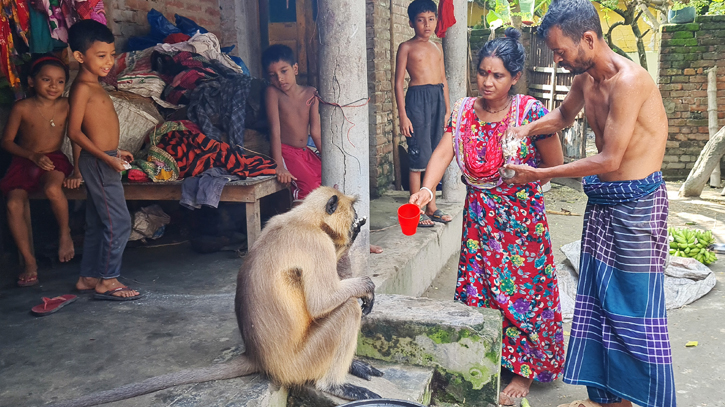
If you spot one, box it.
[563,171,676,407]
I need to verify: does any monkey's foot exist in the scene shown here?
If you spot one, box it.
[349,359,384,381]
[325,383,381,400]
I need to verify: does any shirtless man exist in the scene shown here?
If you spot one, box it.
[67,20,140,300]
[395,0,452,227]
[504,1,675,406]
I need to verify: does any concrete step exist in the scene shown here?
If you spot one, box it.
[369,191,464,297]
[101,373,287,407]
[288,361,435,407]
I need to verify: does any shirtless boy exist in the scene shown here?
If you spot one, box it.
[263,44,383,254]
[67,20,140,300]
[504,0,674,406]
[395,0,452,227]
[263,44,322,202]
[0,56,81,286]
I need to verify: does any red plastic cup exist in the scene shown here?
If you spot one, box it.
[398,203,421,236]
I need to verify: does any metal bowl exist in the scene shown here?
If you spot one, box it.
[339,399,426,407]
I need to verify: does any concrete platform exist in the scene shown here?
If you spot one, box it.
[0,190,465,407]
[369,191,464,297]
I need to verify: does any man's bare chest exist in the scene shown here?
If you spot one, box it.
[583,87,611,136]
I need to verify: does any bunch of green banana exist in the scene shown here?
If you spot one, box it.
[668,227,718,265]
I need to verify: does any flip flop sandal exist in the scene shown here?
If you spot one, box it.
[94,287,143,301]
[418,214,435,228]
[429,209,452,224]
[31,295,77,316]
[18,275,39,287]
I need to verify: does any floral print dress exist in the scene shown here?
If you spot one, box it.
[447,95,565,382]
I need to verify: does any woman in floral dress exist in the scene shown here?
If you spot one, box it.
[410,27,565,405]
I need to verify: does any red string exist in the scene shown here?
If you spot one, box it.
[307,92,370,148]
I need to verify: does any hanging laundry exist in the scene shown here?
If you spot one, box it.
[2,0,30,46]
[28,6,52,53]
[31,0,69,42]
[435,0,456,38]
[73,0,105,24]
[0,9,21,95]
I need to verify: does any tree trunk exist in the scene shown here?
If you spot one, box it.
[679,125,725,197]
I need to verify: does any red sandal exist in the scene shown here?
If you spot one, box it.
[31,295,77,316]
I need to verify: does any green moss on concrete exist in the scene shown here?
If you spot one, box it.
[672,31,694,39]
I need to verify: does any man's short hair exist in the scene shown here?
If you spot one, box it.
[262,44,297,71]
[68,20,114,53]
[538,0,603,41]
[407,0,437,22]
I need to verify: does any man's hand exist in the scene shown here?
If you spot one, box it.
[63,171,83,189]
[409,190,431,211]
[502,164,540,185]
[276,167,297,184]
[505,125,530,140]
[30,153,55,171]
[117,149,134,163]
[400,116,414,138]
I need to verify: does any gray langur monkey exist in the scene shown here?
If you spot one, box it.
[46,186,382,407]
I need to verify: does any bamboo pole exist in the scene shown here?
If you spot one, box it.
[708,66,720,188]
[390,0,402,190]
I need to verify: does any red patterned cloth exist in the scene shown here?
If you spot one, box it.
[448,95,565,382]
[435,0,456,38]
[149,120,276,179]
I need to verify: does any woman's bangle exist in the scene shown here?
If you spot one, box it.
[420,186,434,202]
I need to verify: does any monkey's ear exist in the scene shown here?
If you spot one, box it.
[325,195,339,215]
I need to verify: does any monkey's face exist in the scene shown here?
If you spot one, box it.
[305,186,366,253]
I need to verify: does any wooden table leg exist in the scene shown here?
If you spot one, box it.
[246,200,261,249]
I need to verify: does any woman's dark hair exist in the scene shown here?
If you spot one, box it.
[477,27,526,77]
[538,0,602,41]
[29,55,69,81]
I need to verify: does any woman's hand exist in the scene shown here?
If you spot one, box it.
[409,190,431,211]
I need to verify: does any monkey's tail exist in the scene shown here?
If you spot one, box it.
[44,356,258,407]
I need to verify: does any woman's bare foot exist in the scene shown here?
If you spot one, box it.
[58,232,75,262]
[95,278,140,298]
[76,276,100,291]
[370,245,383,254]
[502,374,533,400]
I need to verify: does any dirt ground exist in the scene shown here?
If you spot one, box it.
[423,181,725,407]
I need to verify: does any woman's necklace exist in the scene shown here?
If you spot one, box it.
[34,99,56,127]
[481,95,512,114]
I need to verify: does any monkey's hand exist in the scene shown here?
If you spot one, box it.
[359,276,376,315]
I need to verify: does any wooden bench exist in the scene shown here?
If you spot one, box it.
[27,175,285,248]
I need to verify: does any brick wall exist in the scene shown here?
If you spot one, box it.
[105,0,222,51]
[659,15,725,179]
[366,0,415,197]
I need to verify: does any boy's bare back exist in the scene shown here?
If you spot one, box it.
[266,84,318,149]
[5,98,69,154]
[69,80,119,151]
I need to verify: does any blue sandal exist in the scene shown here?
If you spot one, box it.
[429,209,452,224]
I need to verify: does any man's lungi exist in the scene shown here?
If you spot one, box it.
[563,171,676,407]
